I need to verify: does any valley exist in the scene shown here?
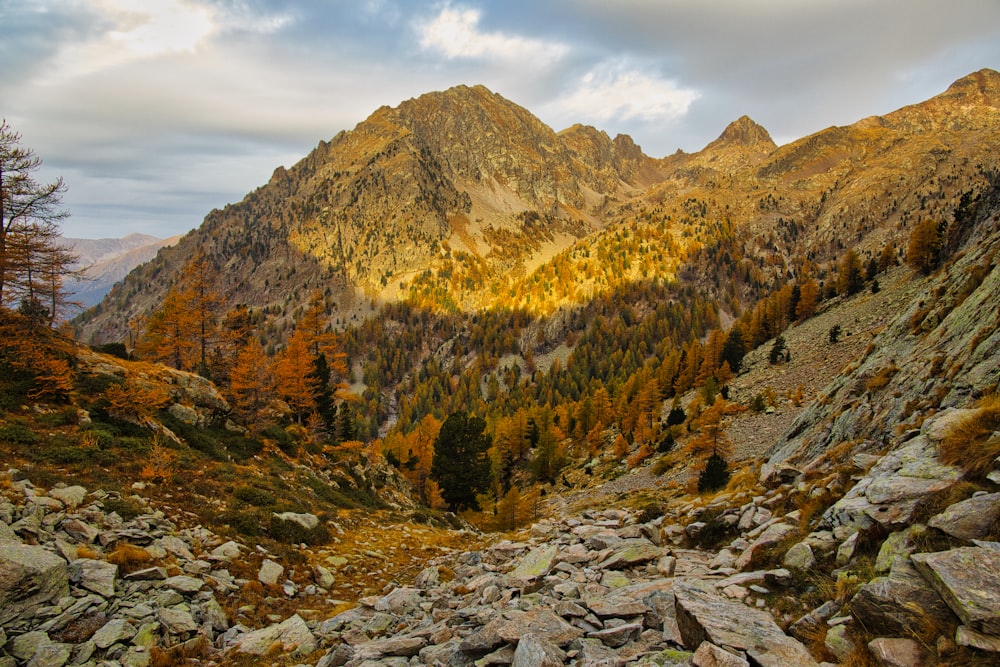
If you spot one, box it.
[2,70,1000,666]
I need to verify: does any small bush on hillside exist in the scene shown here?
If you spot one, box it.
[103,497,146,521]
[234,486,276,507]
[0,421,40,445]
[267,514,330,546]
[221,510,265,537]
[828,324,842,343]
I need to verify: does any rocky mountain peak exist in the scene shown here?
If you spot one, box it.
[705,115,777,153]
[941,67,1000,104]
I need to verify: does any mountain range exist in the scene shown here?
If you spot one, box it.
[74,69,1000,345]
[61,233,180,309]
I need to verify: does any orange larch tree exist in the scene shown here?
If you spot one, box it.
[274,327,317,423]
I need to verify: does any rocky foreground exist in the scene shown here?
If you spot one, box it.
[2,408,1000,666]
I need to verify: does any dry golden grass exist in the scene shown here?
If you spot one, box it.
[106,543,153,573]
[76,545,102,560]
[938,394,1000,479]
[864,364,899,392]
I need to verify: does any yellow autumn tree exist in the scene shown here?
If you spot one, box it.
[227,337,274,425]
[274,327,317,423]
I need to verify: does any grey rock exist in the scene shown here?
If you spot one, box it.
[157,535,194,560]
[92,618,137,649]
[911,547,1000,635]
[511,631,566,667]
[25,643,72,667]
[460,609,582,653]
[8,631,51,660]
[928,492,1000,541]
[317,645,354,667]
[782,542,815,572]
[849,562,956,636]
[230,614,317,657]
[124,566,168,581]
[351,635,426,661]
[589,622,643,648]
[821,436,961,533]
[510,543,560,584]
[313,564,335,588]
[585,595,650,619]
[673,579,819,667]
[272,511,319,530]
[69,558,117,598]
[0,544,69,624]
[823,625,855,662]
[874,525,925,574]
[735,522,799,570]
[209,540,243,561]
[373,586,422,614]
[574,637,625,666]
[0,519,18,544]
[867,637,928,667]
[158,605,199,635]
[692,641,750,667]
[955,624,1000,652]
[59,518,100,543]
[49,486,88,509]
[162,575,204,595]
[257,558,284,585]
[599,539,663,570]
[200,595,229,632]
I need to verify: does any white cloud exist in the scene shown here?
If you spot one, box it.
[40,0,218,81]
[416,4,567,63]
[548,60,700,123]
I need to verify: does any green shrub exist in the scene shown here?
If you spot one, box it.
[234,486,276,507]
[221,510,265,537]
[103,497,146,521]
[0,421,39,445]
[267,515,330,545]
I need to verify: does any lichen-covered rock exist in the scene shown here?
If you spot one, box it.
[928,492,1000,541]
[673,579,819,667]
[849,562,956,636]
[911,547,1000,635]
[230,614,317,657]
[0,545,69,624]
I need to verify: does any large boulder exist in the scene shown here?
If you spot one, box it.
[231,614,317,657]
[0,544,69,624]
[820,436,961,534]
[849,562,956,636]
[911,547,1000,635]
[927,493,1000,541]
[673,579,819,667]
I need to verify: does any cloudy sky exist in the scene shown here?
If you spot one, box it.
[3,1,999,239]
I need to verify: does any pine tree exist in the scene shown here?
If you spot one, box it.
[698,452,730,493]
[721,323,746,374]
[431,411,493,512]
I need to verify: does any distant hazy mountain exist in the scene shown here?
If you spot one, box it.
[63,233,181,309]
